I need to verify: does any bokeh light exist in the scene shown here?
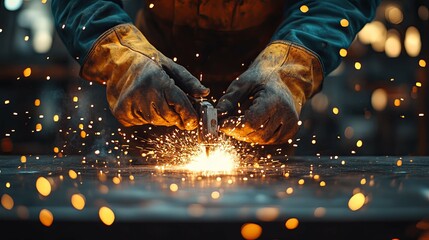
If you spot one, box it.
[99,206,115,225]
[348,193,366,211]
[36,177,51,197]
[241,223,262,240]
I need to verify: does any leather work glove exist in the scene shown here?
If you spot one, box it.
[80,23,209,130]
[216,41,323,145]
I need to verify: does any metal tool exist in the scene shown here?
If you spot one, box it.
[194,100,218,157]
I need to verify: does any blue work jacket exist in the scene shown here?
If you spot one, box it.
[51,0,380,79]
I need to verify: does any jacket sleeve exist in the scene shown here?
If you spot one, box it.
[272,0,381,76]
[51,0,132,65]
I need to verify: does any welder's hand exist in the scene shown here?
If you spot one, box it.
[80,24,209,130]
[216,41,323,144]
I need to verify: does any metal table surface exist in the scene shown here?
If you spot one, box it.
[1,155,429,239]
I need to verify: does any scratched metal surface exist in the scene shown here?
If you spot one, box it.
[1,155,429,239]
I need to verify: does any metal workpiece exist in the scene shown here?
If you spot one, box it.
[1,155,429,239]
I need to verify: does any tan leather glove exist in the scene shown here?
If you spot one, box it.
[216,41,323,144]
[80,23,209,130]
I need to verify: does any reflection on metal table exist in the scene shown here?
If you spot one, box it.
[1,155,429,239]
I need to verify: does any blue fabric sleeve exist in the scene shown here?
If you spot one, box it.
[51,0,132,65]
[272,0,381,76]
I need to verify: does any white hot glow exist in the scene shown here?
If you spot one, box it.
[4,0,23,11]
[181,145,239,175]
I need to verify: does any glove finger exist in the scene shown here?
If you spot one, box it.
[272,111,300,144]
[220,114,281,145]
[163,83,200,130]
[109,89,152,127]
[216,78,253,119]
[149,99,185,129]
[220,91,290,144]
[247,91,300,144]
[163,59,210,98]
[241,89,275,129]
[114,85,184,129]
[219,116,256,143]
[245,115,283,144]
[114,105,147,127]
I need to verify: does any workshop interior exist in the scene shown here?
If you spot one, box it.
[1,0,429,239]
[0,0,428,157]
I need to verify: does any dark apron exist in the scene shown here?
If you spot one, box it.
[134,0,286,88]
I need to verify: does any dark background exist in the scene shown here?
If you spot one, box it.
[0,0,428,157]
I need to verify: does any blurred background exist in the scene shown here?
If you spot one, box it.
[0,0,428,157]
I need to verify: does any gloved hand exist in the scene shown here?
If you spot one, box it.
[216,41,323,144]
[80,23,209,130]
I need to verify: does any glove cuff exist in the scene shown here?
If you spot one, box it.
[80,23,159,84]
[267,40,324,99]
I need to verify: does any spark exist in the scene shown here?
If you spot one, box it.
[23,67,31,77]
[340,19,349,27]
[36,177,51,196]
[356,140,363,147]
[99,207,115,225]
[348,192,366,211]
[1,194,14,210]
[354,62,362,70]
[339,48,347,57]
[71,194,86,210]
[300,5,309,13]
[39,209,54,227]
[211,191,220,199]
[68,170,77,179]
[396,159,403,166]
[137,129,284,176]
[180,144,239,175]
[285,218,299,230]
[169,183,178,192]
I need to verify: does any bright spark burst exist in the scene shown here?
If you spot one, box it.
[137,129,285,176]
[140,129,241,174]
[179,144,239,175]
